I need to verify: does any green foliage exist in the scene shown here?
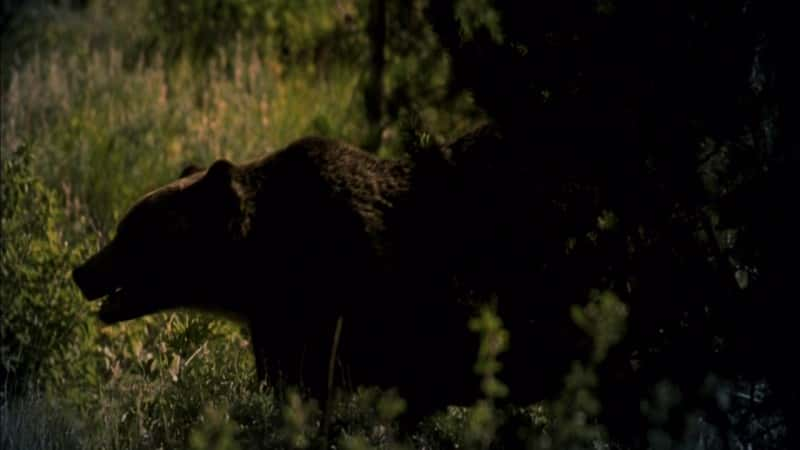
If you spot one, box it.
[375,389,407,423]
[463,307,509,449]
[281,390,319,448]
[453,0,503,43]
[468,305,510,400]
[536,292,628,449]
[570,290,628,364]
[5,41,372,229]
[595,209,619,232]
[0,391,83,450]
[189,404,241,450]
[323,387,409,449]
[0,145,97,391]
[148,0,364,63]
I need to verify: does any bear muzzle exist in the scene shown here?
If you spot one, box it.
[97,288,148,324]
[74,263,160,324]
[73,243,177,324]
[72,244,121,301]
[72,265,115,300]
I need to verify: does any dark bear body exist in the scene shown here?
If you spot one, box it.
[72,131,587,425]
[74,138,556,420]
[72,122,756,446]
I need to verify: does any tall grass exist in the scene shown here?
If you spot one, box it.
[3,38,370,231]
[0,391,83,450]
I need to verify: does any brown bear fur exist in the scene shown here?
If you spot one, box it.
[72,131,581,425]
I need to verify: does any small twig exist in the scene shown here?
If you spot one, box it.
[322,316,344,448]
[183,341,207,368]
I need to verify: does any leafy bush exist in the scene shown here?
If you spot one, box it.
[148,0,367,64]
[0,145,97,392]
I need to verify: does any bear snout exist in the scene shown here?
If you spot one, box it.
[72,264,111,300]
[72,244,121,300]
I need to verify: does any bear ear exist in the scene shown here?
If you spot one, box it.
[206,159,234,184]
[179,164,205,178]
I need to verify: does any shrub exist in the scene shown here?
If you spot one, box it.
[0,144,97,392]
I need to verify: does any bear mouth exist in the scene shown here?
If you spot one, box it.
[98,288,127,323]
[97,287,160,324]
[74,257,167,324]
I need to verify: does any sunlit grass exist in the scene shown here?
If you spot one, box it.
[3,39,370,232]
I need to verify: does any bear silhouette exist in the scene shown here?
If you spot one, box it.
[72,130,583,426]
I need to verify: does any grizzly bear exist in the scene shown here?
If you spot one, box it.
[72,130,582,425]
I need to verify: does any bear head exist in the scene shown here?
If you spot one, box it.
[72,160,245,323]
